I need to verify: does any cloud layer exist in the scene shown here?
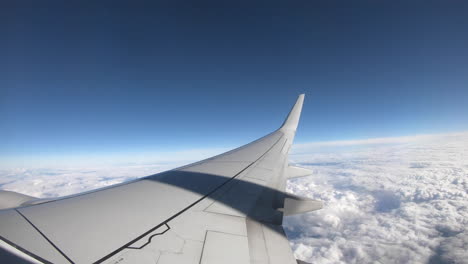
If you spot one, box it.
[1,132,467,263]
[285,132,468,263]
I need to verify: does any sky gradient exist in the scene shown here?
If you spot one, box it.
[2,1,468,162]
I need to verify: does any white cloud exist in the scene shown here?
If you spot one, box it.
[284,132,468,264]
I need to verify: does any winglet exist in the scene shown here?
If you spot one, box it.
[280,94,305,132]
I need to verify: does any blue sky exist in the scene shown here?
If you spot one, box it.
[1,1,468,163]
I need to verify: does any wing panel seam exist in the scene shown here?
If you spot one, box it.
[0,234,53,264]
[15,209,75,264]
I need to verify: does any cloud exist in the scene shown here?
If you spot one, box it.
[284,132,468,263]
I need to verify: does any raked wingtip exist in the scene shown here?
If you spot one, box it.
[280,94,305,132]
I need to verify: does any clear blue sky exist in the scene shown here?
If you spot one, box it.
[1,1,468,160]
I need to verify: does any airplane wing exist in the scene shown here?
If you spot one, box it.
[0,94,321,264]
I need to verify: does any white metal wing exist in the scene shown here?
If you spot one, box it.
[0,94,320,264]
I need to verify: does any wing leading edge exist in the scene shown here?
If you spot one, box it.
[0,94,320,264]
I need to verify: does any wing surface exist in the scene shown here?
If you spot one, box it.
[0,94,320,264]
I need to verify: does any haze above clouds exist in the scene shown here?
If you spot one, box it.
[1,132,467,263]
[0,147,229,197]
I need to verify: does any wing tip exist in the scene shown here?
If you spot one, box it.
[280,94,305,132]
